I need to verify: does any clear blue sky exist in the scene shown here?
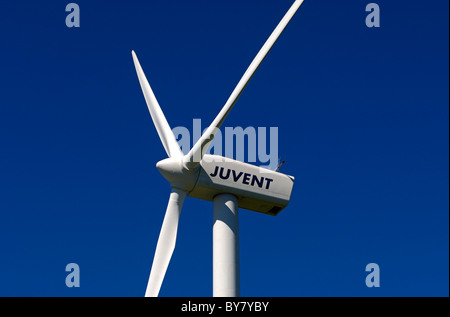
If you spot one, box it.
[0,0,448,297]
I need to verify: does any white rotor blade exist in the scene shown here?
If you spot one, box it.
[145,188,187,297]
[184,0,304,168]
[132,51,183,159]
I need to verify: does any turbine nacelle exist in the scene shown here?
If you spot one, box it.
[157,155,295,216]
[190,155,294,216]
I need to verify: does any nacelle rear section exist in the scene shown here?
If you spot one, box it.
[188,155,294,216]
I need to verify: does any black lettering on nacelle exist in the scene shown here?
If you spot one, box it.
[209,166,274,190]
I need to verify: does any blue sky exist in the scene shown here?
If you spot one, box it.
[0,0,448,297]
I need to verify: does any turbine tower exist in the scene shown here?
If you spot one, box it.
[132,0,304,297]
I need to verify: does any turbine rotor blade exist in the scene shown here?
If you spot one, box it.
[184,0,304,168]
[132,51,183,159]
[145,188,187,297]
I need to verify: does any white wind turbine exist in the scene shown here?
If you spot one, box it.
[132,0,304,297]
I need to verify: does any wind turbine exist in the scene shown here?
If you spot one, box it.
[132,0,304,297]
